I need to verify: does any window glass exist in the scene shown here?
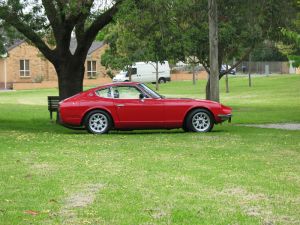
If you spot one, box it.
[95,88,112,98]
[87,60,97,78]
[92,61,96,71]
[20,60,24,70]
[139,83,162,98]
[112,86,142,99]
[130,68,137,75]
[20,60,30,77]
[25,60,29,70]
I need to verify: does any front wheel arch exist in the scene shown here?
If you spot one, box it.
[183,107,215,132]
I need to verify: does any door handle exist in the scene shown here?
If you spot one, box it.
[116,104,125,107]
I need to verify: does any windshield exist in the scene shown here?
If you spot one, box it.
[139,83,163,99]
[118,71,128,76]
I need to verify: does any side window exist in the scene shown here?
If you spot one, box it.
[131,68,137,75]
[95,88,112,98]
[128,67,137,75]
[112,86,142,99]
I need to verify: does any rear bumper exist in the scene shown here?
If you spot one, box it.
[218,114,232,123]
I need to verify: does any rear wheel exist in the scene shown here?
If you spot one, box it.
[158,77,166,83]
[186,109,214,132]
[85,110,112,134]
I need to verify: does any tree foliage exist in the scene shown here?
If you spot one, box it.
[279,1,300,67]
[0,0,122,99]
[176,0,297,75]
[101,0,184,90]
[251,41,288,61]
[103,0,297,99]
[0,24,23,55]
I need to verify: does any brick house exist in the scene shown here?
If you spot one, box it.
[0,39,111,90]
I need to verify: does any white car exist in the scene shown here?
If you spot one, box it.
[221,64,236,75]
[113,71,129,82]
[113,61,171,83]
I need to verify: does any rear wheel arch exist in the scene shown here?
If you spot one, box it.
[81,108,115,127]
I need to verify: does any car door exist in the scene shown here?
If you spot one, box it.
[112,85,165,129]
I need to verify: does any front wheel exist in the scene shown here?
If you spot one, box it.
[186,109,214,132]
[85,110,112,134]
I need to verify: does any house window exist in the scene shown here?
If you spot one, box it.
[20,60,30,77]
[87,60,97,78]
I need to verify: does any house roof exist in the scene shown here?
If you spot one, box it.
[69,39,105,55]
[6,40,26,52]
[6,38,105,55]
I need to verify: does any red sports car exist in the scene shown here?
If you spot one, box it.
[59,82,232,134]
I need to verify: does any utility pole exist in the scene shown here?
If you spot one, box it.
[208,0,219,102]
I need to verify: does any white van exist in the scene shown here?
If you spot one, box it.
[113,61,171,83]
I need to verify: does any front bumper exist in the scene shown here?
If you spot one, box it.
[218,114,232,123]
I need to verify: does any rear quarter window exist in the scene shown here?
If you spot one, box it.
[95,88,112,98]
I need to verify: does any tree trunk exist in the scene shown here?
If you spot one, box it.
[206,76,211,100]
[155,61,159,91]
[225,64,229,93]
[248,53,252,87]
[128,66,132,81]
[55,59,85,100]
[208,0,219,102]
[192,64,196,85]
[225,73,229,93]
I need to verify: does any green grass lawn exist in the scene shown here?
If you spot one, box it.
[0,75,299,224]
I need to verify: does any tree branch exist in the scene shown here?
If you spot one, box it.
[200,60,210,74]
[42,0,61,32]
[65,0,94,28]
[0,6,55,63]
[79,0,124,51]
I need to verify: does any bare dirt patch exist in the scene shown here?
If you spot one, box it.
[240,123,300,131]
[145,208,168,220]
[222,187,266,202]
[60,183,104,224]
[30,163,57,176]
[220,187,299,224]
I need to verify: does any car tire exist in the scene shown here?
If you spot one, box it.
[182,123,191,132]
[186,109,214,132]
[158,78,166,84]
[84,110,112,134]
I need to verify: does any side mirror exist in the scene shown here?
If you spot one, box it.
[139,93,145,100]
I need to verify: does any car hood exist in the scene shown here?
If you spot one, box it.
[165,97,220,105]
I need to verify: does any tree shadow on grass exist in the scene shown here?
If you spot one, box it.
[0,118,71,134]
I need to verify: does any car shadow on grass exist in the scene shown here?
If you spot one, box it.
[0,118,231,135]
